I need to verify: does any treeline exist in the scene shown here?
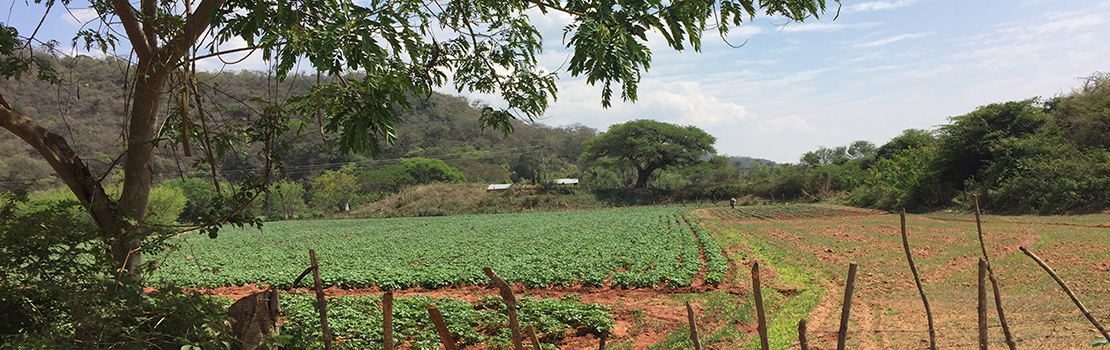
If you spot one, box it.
[9,54,1105,217]
[747,73,1110,214]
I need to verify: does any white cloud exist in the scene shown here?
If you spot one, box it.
[1029,14,1106,35]
[856,32,931,47]
[846,51,884,63]
[62,7,99,26]
[777,22,880,33]
[901,64,954,79]
[641,81,748,125]
[844,0,916,13]
[762,115,817,134]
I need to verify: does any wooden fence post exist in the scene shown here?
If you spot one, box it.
[901,209,937,350]
[427,305,459,350]
[484,267,525,350]
[973,195,1017,350]
[836,262,858,350]
[798,319,809,350]
[685,301,702,350]
[383,290,394,350]
[753,262,769,350]
[978,258,988,350]
[309,249,333,350]
[1020,246,1110,342]
[526,325,542,350]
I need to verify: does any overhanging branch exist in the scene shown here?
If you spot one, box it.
[0,92,117,228]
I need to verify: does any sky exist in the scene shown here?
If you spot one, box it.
[5,0,1110,163]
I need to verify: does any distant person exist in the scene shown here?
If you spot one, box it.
[729,197,737,209]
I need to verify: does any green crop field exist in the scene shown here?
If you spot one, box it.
[153,206,728,289]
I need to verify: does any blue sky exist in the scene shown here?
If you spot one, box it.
[6,0,1110,162]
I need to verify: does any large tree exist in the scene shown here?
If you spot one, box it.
[581,119,716,188]
[0,0,832,282]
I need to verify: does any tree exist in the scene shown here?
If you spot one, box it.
[846,140,877,159]
[401,158,466,184]
[267,180,305,219]
[0,0,832,282]
[581,120,716,188]
[875,129,935,159]
[309,167,360,212]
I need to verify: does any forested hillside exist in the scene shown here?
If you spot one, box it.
[0,54,766,220]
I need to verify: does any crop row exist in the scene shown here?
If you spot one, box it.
[277,293,612,350]
[153,207,727,289]
[710,204,844,220]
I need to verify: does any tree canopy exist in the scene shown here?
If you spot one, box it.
[581,119,716,188]
[0,0,833,283]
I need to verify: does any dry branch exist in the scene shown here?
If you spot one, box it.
[484,266,525,350]
[753,262,769,350]
[309,249,333,350]
[383,290,394,350]
[427,305,459,350]
[798,319,809,350]
[527,325,542,350]
[836,262,858,350]
[978,258,988,350]
[1019,246,1110,342]
[900,209,936,350]
[973,195,1017,350]
[685,301,702,350]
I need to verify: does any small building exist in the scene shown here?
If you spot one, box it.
[554,178,579,185]
[486,183,512,192]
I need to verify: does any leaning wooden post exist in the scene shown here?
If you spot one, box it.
[383,290,394,350]
[484,267,525,350]
[526,325,542,350]
[427,305,460,350]
[836,262,858,350]
[753,262,770,350]
[685,301,702,350]
[973,195,1017,350]
[900,209,937,350]
[978,258,988,350]
[798,319,810,350]
[309,249,333,350]
[1019,246,1110,342]
[598,330,608,350]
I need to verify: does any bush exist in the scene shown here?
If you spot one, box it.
[0,193,232,349]
[146,184,187,226]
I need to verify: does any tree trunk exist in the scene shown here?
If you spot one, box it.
[635,167,653,188]
[113,58,174,281]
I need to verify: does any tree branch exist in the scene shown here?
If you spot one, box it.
[109,0,154,60]
[165,0,227,59]
[528,0,583,16]
[0,92,117,228]
[142,0,157,49]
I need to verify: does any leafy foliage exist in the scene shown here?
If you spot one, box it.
[0,193,231,349]
[582,120,716,188]
[309,165,361,211]
[153,207,728,289]
[276,293,612,350]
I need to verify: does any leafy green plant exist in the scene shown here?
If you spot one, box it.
[153,207,728,289]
